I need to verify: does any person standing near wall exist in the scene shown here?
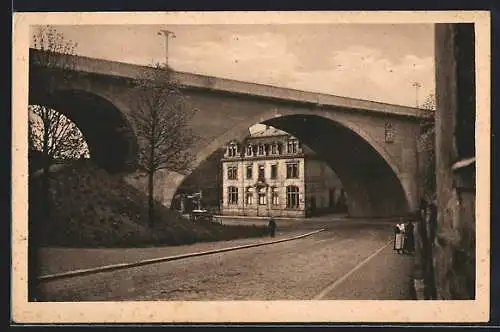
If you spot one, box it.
[393,223,405,254]
[393,224,399,250]
[404,220,415,254]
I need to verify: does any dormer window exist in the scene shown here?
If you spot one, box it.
[228,143,238,157]
[258,144,264,156]
[287,140,298,154]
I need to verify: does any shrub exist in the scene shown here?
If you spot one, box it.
[29,161,267,247]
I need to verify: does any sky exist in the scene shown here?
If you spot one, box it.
[32,24,435,109]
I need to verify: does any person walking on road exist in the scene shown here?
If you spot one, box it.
[268,218,277,238]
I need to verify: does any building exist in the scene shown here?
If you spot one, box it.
[413,23,476,301]
[171,148,225,214]
[220,126,346,218]
[431,23,476,300]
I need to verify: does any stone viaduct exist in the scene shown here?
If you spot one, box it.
[28,48,432,218]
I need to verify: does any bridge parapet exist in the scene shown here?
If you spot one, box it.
[29,48,433,120]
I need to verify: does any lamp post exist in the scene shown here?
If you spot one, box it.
[157,29,176,68]
[412,81,422,108]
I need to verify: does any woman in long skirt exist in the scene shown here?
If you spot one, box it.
[393,223,405,254]
[393,224,399,250]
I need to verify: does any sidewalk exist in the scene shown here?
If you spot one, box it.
[38,230,310,277]
[319,243,416,300]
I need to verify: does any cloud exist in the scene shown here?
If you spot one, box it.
[278,45,435,106]
[172,38,434,107]
[171,32,300,86]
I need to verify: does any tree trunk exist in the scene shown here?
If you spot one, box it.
[29,119,51,301]
[41,117,52,228]
[28,206,40,301]
[148,171,155,228]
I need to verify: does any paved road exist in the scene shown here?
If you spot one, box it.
[38,222,414,301]
[38,230,309,276]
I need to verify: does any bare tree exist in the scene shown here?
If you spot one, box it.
[30,26,87,215]
[30,25,84,175]
[131,63,197,227]
[29,105,89,169]
[28,26,82,301]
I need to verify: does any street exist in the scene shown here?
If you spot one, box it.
[38,222,414,301]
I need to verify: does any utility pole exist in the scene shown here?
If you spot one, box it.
[157,29,176,68]
[412,81,422,108]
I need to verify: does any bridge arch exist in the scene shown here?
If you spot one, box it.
[177,108,411,218]
[29,88,139,173]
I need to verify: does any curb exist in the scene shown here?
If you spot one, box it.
[214,215,414,224]
[38,229,325,282]
[213,215,348,221]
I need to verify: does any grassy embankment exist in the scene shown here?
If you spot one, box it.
[29,160,268,247]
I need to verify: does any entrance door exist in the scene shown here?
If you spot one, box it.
[257,187,269,216]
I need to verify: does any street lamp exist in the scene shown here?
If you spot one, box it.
[412,81,422,108]
[157,29,176,68]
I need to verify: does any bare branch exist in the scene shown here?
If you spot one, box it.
[131,64,197,177]
[29,26,89,168]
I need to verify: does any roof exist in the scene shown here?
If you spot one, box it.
[250,126,290,138]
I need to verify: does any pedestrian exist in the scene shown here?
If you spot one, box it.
[268,217,277,238]
[393,223,405,254]
[404,220,415,254]
[392,224,399,250]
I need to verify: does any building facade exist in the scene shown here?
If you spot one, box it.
[431,23,476,300]
[221,127,345,218]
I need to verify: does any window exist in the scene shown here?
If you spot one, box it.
[287,140,297,154]
[258,145,264,155]
[286,162,299,179]
[271,144,277,155]
[270,164,277,179]
[246,145,253,156]
[227,144,237,157]
[258,187,267,205]
[271,187,279,205]
[286,185,300,208]
[245,187,254,205]
[258,164,265,180]
[246,165,253,179]
[227,165,238,180]
[228,186,238,204]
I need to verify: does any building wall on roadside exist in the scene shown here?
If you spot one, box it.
[304,158,343,213]
[432,23,476,300]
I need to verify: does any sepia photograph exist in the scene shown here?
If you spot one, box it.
[11,11,490,323]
